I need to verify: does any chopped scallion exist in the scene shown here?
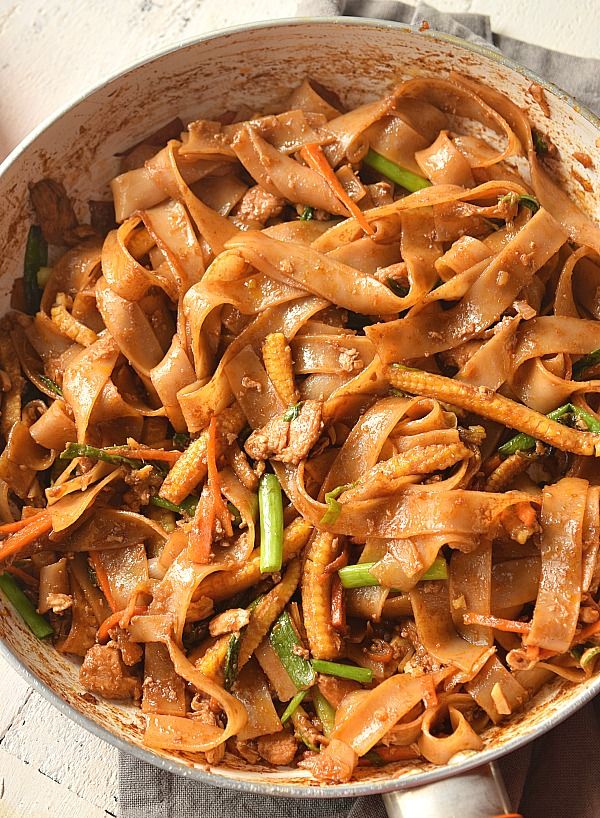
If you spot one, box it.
[150,495,198,516]
[280,690,307,725]
[321,484,352,526]
[311,659,373,684]
[259,473,284,573]
[37,375,63,397]
[0,573,53,639]
[60,442,141,468]
[23,225,48,315]
[313,688,336,736]
[224,632,241,691]
[339,556,448,589]
[299,206,314,221]
[573,348,600,380]
[338,562,380,589]
[363,149,431,193]
[269,611,316,689]
[282,402,303,422]
[499,402,600,456]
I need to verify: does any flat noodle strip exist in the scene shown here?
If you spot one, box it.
[525,478,587,653]
[7,71,600,782]
[367,209,568,360]
[410,581,494,674]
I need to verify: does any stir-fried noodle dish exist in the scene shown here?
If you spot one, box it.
[1,73,600,782]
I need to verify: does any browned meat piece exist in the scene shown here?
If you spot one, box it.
[88,200,117,236]
[229,737,260,764]
[244,400,323,465]
[316,674,359,709]
[209,608,251,637]
[109,625,143,667]
[233,185,285,227]
[257,730,298,766]
[80,644,142,701]
[29,179,96,246]
[298,738,357,783]
[122,465,164,512]
[401,621,443,674]
[191,695,225,764]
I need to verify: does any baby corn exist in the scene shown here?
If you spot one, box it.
[237,557,301,669]
[159,404,246,504]
[51,294,98,347]
[194,517,312,602]
[484,452,530,492]
[302,531,341,660]
[262,332,298,406]
[195,635,230,684]
[344,442,471,502]
[388,366,600,457]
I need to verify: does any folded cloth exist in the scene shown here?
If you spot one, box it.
[119,3,600,816]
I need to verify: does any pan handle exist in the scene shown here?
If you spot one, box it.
[382,762,517,818]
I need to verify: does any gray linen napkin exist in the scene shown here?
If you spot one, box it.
[119,4,600,816]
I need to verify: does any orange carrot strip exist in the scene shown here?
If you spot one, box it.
[322,545,348,579]
[97,605,147,643]
[89,553,117,613]
[5,565,39,588]
[0,510,47,535]
[206,416,231,537]
[189,490,215,565]
[0,512,52,563]
[299,144,375,236]
[515,501,537,528]
[574,619,600,644]
[158,530,188,571]
[108,447,181,465]
[463,612,531,634]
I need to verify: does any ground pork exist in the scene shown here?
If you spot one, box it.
[80,643,141,701]
[244,400,323,465]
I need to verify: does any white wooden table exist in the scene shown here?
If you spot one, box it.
[0,1,596,815]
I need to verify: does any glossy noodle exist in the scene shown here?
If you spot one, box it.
[1,74,600,783]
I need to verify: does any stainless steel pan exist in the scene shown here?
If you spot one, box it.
[1,18,599,817]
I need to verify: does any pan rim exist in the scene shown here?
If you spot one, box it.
[1,14,599,799]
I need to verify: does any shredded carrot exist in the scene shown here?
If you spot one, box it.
[189,490,215,564]
[0,510,48,535]
[121,584,151,626]
[515,501,537,529]
[89,553,117,613]
[0,511,52,563]
[321,546,348,579]
[299,144,375,236]
[575,618,600,644]
[463,612,531,634]
[108,447,181,465]
[5,565,39,588]
[158,529,188,571]
[97,605,147,643]
[206,415,232,537]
